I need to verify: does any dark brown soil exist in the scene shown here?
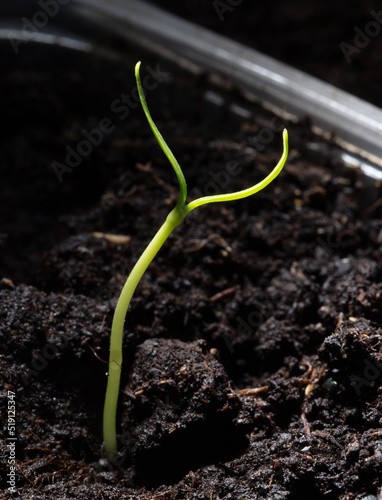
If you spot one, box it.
[0,24,382,500]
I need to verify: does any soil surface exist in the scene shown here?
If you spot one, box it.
[0,30,382,500]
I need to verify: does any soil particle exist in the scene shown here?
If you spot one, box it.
[123,338,246,486]
[319,316,382,403]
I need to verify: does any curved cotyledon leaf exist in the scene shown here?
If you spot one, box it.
[103,61,289,459]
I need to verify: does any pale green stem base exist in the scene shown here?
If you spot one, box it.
[103,206,185,458]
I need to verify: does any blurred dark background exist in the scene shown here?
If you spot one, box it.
[149,0,382,108]
[2,0,381,107]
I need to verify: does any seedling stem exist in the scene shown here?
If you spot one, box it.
[103,61,288,458]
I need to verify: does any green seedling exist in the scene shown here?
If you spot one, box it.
[103,61,289,459]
